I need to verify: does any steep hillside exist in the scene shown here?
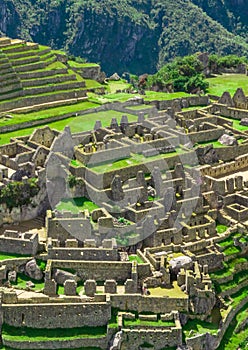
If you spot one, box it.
[0,0,247,74]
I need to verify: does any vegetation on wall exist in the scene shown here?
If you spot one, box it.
[0,178,39,210]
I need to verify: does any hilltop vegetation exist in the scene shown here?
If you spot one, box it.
[0,0,248,74]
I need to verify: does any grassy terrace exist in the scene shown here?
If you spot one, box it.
[68,60,99,68]
[88,148,185,173]
[11,273,44,291]
[89,90,190,104]
[215,270,248,293]
[2,324,107,342]
[0,109,138,145]
[128,254,145,264]
[0,252,30,260]
[207,74,248,96]
[56,197,99,213]
[217,295,248,350]
[211,257,248,280]
[183,318,219,338]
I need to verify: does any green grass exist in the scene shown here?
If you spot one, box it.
[143,90,190,101]
[127,104,154,110]
[0,101,98,128]
[207,74,248,96]
[11,273,44,291]
[0,252,31,260]
[223,245,241,256]
[89,148,184,173]
[56,197,99,213]
[68,60,99,68]
[2,324,106,342]
[107,80,132,93]
[216,270,248,292]
[216,224,228,234]
[128,254,145,264]
[217,302,248,350]
[0,109,137,145]
[183,319,219,338]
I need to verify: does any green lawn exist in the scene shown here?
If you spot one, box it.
[56,197,99,213]
[128,254,145,264]
[216,224,228,234]
[11,273,44,291]
[0,110,137,145]
[223,246,241,256]
[127,104,154,110]
[0,101,98,128]
[143,90,190,101]
[89,149,183,173]
[68,60,99,68]
[2,324,107,342]
[207,74,248,97]
[221,116,248,132]
[107,79,132,93]
[183,319,219,338]
[217,302,248,350]
[0,252,31,260]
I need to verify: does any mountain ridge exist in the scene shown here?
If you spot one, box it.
[0,0,247,74]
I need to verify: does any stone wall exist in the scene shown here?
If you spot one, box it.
[121,327,181,350]
[48,247,119,261]
[0,231,39,256]
[111,294,188,313]
[51,260,133,282]
[2,301,111,328]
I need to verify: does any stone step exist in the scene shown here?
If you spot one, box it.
[19,68,68,80]
[21,74,77,88]
[1,42,39,54]
[7,48,50,60]
[0,77,21,88]
[0,72,18,82]
[0,89,23,102]
[14,61,46,73]
[0,57,9,64]
[0,62,13,70]
[0,89,86,112]
[7,96,87,114]
[43,56,57,67]
[24,81,86,96]
[0,82,22,94]
[10,56,41,67]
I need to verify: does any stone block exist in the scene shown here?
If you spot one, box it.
[104,280,117,294]
[124,279,137,294]
[84,279,96,297]
[64,279,77,296]
[44,279,57,296]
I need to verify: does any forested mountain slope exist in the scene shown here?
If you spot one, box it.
[0,0,247,74]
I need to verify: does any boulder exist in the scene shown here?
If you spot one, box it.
[53,269,78,285]
[218,134,238,146]
[240,118,248,126]
[24,259,43,280]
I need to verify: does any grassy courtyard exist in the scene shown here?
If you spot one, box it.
[0,110,138,145]
[56,197,99,213]
[207,74,248,97]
